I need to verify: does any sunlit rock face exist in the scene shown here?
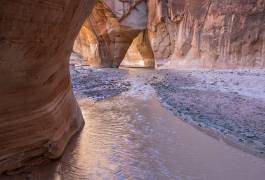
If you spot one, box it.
[73,20,98,66]
[148,0,265,69]
[122,31,155,68]
[0,0,96,173]
[73,0,148,68]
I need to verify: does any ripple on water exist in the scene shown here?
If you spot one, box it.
[2,69,265,180]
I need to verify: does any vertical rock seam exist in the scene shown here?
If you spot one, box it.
[147,0,265,68]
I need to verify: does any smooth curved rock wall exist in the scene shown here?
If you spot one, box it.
[0,0,96,173]
[73,20,98,66]
[122,31,155,68]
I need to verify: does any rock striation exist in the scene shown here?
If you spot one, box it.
[148,0,265,68]
[0,0,96,173]
[73,20,98,66]
[0,0,265,175]
[73,0,148,68]
[75,0,265,69]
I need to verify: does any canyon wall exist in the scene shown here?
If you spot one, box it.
[122,31,155,68]
[73,19,98,66]
[73,0,148,68]
[148,0,265,69]
[0,0,96,173]
[0,0,264,174]
[75,0,265,69]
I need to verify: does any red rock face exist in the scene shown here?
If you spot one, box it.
[148,0,265,68]
[0,0,96,173]
[73,0,148,68]
[75,0,265,69]
[73,20,98,66]
[0,0,264,175]
[122,31,155,68]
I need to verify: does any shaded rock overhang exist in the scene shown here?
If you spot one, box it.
[0,0,96,173]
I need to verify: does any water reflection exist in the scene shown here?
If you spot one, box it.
[2,69,265,180]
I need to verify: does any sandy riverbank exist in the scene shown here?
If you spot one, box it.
[1,59,264,179]
[70,53,265,157]
[149,69,265,157]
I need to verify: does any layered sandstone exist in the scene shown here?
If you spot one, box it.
[148,0,265,68]
[73,20,98,66]
[122,31,155,68]
[0,0,265,175]
[75,0,265,69]
[0,0,96,173]
[73,0,148,68]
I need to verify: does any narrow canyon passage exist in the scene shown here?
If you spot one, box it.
[2,68,265,180]
[1,0,265,178]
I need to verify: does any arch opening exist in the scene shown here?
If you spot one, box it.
[72,0,154,68]
[121,31,155,68]
[2,0,265,176]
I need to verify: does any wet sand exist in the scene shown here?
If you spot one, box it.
[1,68,265,180]
[150,69,265,156]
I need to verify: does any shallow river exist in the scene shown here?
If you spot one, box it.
[3,69,265,180]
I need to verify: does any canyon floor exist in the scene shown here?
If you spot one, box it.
[151,68,265,157]
[1,59,265,179]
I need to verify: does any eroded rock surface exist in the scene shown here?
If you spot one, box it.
[122,31,155,68]
[0,0,96,173]
[73,0,148,68]
[75,0,265,69]
[73,20,98,66]
[1,0,265,176]
[148,0,265,68]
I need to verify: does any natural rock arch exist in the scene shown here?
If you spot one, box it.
[1,0,265,174]
[121,31,155,68]
[73,0,148,68]
[0,0,96,173]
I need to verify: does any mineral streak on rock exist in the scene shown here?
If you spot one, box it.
[0,0,96,173]
[75,0,265,69]
[148,0,265,68]
[0,0,265,175]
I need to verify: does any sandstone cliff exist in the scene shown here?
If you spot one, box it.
[148,0,265,68]
[122,31,155,68]
[0,0,265,175]
[73,20,98,66]
[75,0,265,69]
[74,0,148,68]
[0,0,96,173]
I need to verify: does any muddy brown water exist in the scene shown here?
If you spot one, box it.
[2,69,265,180]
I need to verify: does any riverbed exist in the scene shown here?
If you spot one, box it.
[2,66,265,180]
